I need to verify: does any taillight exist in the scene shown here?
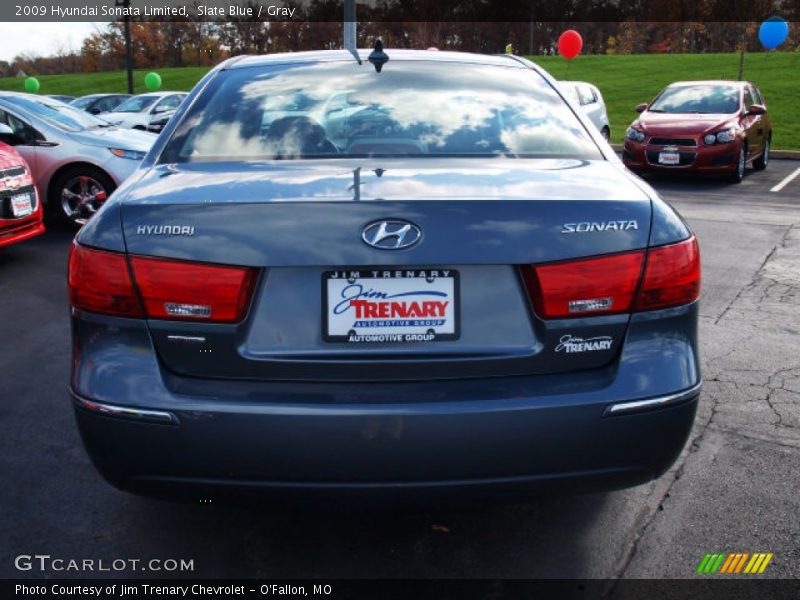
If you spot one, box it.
[128,256,257,323]
[68,243,143,317]
[522,236,700,319]
[68,243,257,323]
[635,237,701,311]
[523,252,645,319]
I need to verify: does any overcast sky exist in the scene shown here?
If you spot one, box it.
[0,23,102,62]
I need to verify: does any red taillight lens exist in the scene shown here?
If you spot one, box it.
[522,236,700,319]
[68,243,258,323]
[635,237,701,311]
[523,252,645,319]
[129,256,257,323]
[68,243,143,318]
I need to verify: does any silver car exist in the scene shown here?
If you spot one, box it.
[560,81,611,140]
[0,92,155,226]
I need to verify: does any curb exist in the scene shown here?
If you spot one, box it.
[611,143,800,160]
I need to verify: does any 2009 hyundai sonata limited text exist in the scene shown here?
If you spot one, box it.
[68,48,702,500]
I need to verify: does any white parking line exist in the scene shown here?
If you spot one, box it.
[770,166,800,192]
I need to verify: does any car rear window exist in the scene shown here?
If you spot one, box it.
[649,85,740,114]
[160,60,603,162]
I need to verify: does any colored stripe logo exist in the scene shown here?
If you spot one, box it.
[696,552,773,574]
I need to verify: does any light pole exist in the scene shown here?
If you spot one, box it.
[116,0,134,93]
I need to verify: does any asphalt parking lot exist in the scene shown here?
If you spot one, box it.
[1,160,799,580]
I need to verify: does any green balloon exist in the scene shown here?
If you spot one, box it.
[24,77,40,93]
[144,72,162,91]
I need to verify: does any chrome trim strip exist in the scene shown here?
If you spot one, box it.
[73,395,179,425]
[604,382,702,417]
[167,335,206,343]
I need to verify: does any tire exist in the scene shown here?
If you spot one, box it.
[133,125,146,131]
[601,127,611,141]
[753,136,770,171]
[49,166,115,228]
[729,144,746,183]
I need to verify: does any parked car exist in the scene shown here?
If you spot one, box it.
[0,132,44,247]
[622,80,771,183]
[0,92,156,226]
[46,95,76,104]
[559,81,611,140]
[100,92,187,130]
[69,49,701,500]
[70,93,131,115]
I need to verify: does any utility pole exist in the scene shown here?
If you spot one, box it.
[116,0,134,94]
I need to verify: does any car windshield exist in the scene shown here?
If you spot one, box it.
[5,96,110,132]
[70,96,97,109]
[649,85,740,114]
[113,95,159,113]
[161,60,602,162]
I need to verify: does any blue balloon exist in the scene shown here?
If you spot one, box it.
[759,17,789,50]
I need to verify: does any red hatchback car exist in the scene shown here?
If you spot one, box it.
[623,80,772,183]
[0,138,44,248]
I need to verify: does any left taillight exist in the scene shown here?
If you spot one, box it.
[129,255,257,323]
[68,243,257,323]
[68,243,143,318]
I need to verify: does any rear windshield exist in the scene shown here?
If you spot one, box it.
[160,60,602,162]
[649,85,740,114]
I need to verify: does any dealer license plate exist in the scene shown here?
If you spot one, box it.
[658,152,680,165]
[323,269,460,343]
[10,193,33,217]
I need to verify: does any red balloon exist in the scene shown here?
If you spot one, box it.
[558,30,583,60]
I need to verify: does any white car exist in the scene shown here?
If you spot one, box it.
[560,81,611,140]
[100,92,187,130]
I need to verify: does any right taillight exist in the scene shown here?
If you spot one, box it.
[68,242,257,323]
[523,236,700,319]
[635,236,701,311]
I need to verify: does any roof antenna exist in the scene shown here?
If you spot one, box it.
[368,39,389,72]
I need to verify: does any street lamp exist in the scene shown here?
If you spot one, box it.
[115,0,134,93]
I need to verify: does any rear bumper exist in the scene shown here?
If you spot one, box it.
[73,385,699,499]
[70,301,701,499]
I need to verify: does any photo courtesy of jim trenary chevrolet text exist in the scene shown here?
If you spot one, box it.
[0,0,799,598]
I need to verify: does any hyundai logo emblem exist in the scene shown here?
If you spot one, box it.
[361,219,422,250]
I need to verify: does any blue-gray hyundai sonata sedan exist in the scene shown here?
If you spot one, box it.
[68,48,701,500]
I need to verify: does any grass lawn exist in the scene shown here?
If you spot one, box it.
[0,52,798,148]
[533,52,800,149]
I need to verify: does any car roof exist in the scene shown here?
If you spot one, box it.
[228,49,529,70]
[666,80,749,88]
[79,93,130,99]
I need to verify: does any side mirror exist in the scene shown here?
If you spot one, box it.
[88,107,102,115]
[748,104,766,115]
[0,123,21,145]
[635,103,648,113]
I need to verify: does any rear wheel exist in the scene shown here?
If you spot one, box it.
[753,137,770,171]
[601,126,610,141]
[729,144,746,183]
[50,166,115,228]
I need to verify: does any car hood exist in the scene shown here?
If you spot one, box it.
[637,112,737,136]
[98,111,141,125]
[69,126,156,152]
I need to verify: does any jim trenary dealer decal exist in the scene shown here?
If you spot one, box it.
[555,334,613,353]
